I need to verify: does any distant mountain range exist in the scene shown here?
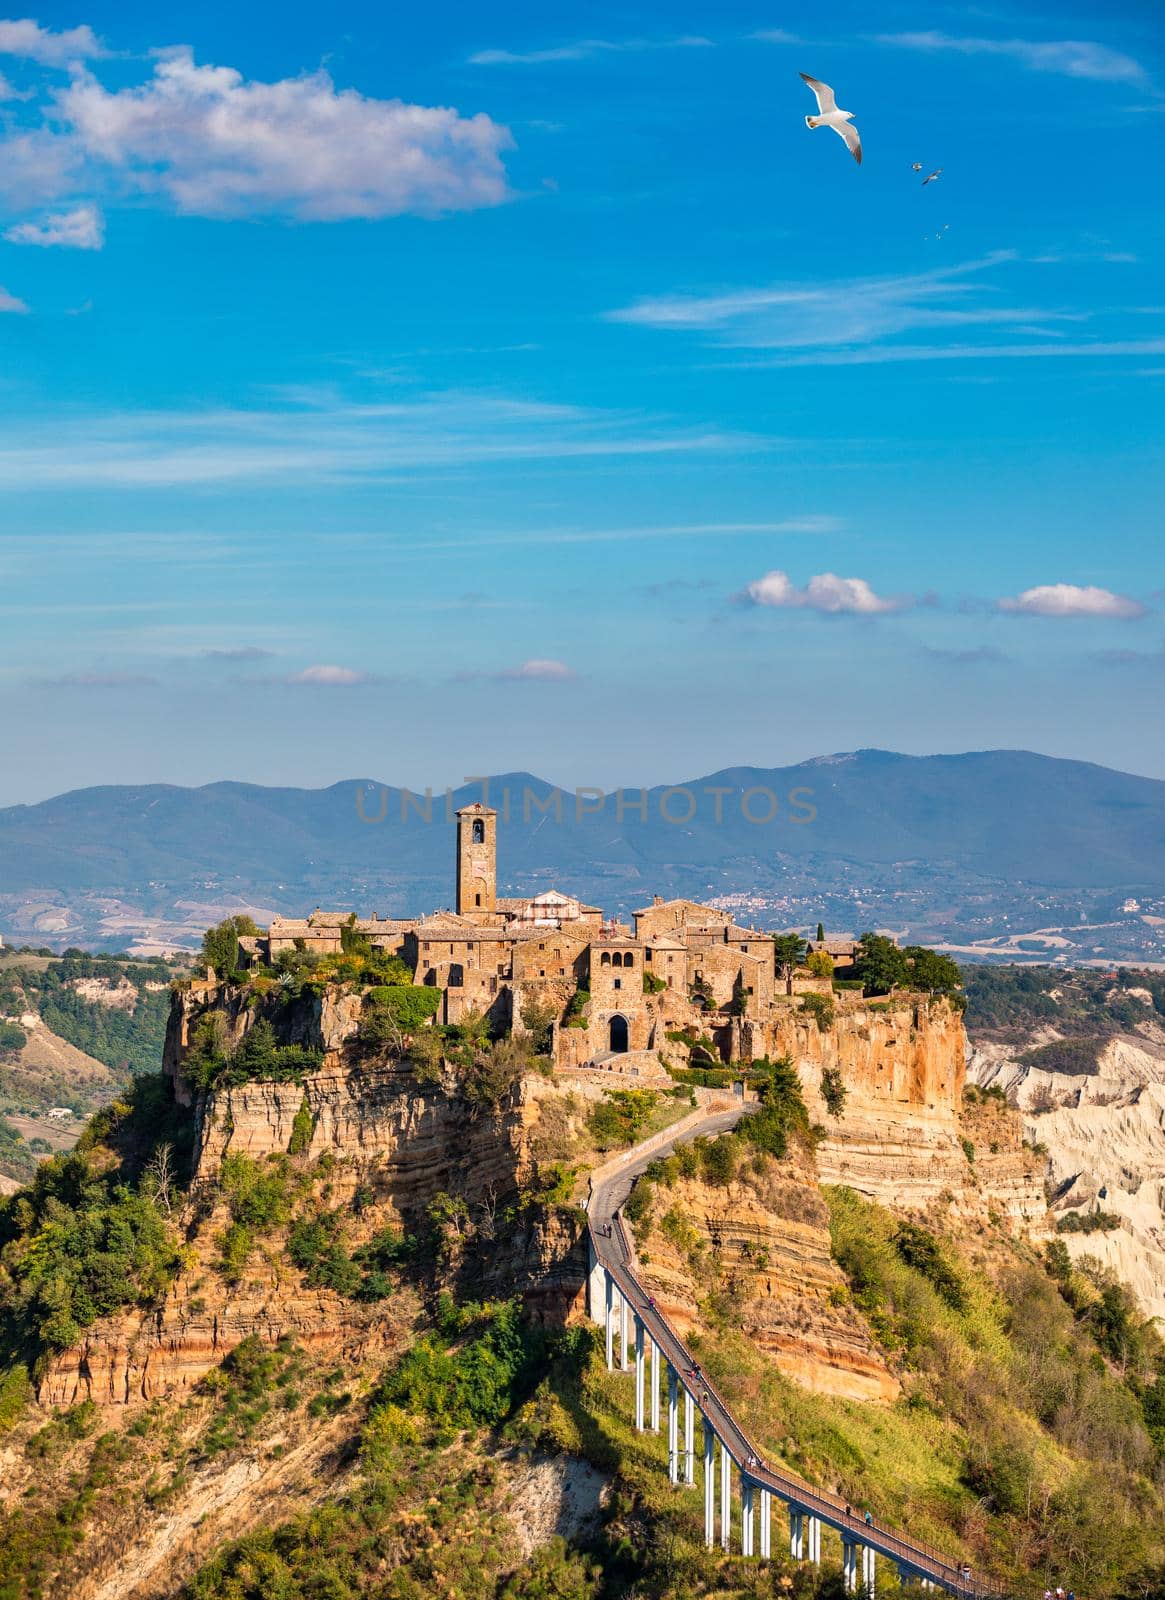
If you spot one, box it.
[2,750,1164,962]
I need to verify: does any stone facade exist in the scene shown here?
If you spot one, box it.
[244,810,957,1106]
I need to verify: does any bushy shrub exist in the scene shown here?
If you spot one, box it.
[586,1090,657,1150]
[800,992,835,1032]
[364,985,442,1033]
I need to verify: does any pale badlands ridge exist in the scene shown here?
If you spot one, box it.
[968,1018,1165,1322]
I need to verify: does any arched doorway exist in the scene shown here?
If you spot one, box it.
[609,1014,629,1054]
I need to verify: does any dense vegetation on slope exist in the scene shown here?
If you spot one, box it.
[0,1078,188,1370]
[964,964,1165,1045]
[8,952,176,1077]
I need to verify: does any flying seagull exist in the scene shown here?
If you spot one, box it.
[799,72,861,165]
[922,168,943,186]
[911,162,923,172]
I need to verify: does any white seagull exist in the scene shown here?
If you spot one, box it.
[799,72,862,165]
[911,162,923,172]
[922,167,943,186]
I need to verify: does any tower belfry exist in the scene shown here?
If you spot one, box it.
[455,803,497,916]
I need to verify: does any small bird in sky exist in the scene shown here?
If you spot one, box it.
[911,162,923,172]
[799,72,862,165]
[922,168,943,186]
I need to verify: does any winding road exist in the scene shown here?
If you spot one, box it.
[586,1102,998,1596]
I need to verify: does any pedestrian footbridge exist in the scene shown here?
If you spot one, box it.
[585,1109,1000,1597]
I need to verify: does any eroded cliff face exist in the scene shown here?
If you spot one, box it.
[40,1039,590,1409]
[747,998,1046,1233]
[634,1155,899,1405]
[970,1026,1165,1320]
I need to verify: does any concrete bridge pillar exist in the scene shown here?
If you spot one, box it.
[634,1319,645,1431]
[862,1545,876,1598]
[620,1292,630,1371]
[719,1442,731,1552]
[807,1515,821,1564]
[759,1487,772,1559]
[843,1539,858,1594]
[742,1479,755,1558]
[604,1273,614,1371]
[790,1506,804,1559]
[703,1425,715,1549]
[650,1338,660,1432]
[667,1365,680,1484]
[587,1236,606,1323]
[684,1389,695,1484]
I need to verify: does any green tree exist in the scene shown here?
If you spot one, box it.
[904,945,964,998]
[773,933,807,994]
[853,932,909,996]
[817,922,826,942]
[200,916,259,978]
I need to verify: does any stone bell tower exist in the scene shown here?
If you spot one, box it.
[456,803,497,916]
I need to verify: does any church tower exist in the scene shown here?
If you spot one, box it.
[456,803,497,916]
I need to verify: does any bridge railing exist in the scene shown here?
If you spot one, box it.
[593,1213,1007,1599]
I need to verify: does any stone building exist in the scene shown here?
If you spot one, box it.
[250,805,859,1071]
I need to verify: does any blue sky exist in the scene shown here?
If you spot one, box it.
[0,0,1162,802]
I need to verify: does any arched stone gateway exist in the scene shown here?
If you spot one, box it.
[609,1014,629,1053]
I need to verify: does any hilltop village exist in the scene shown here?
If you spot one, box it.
[242,802,858,1076]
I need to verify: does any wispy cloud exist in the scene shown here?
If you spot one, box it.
[998,583,1145,619]
[923,645,1009,664]
[0,286,27,313]
[497,658,577,681]
[609,252,1165,368]
[201,645,275,662]
[456,658,579,682]
[735,338,1165,369]
[608,253,1082,351]
[0,44,514,224]
[285,664,370,686]
[739,571,911,615]
[0,390,757,490]
[469,35,712,66]
[5,201,103,249]
[32,670,158,689]
[873,31,1146,85]
[0,19,105,65]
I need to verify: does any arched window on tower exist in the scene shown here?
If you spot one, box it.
[472,818,485,845]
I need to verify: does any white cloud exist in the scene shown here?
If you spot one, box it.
[497,658,576,680]
[5,201,102,248]
[469,35,712,66]
[749,30,802,45]
[286,664,369,685]
[874,31,1146,84]
[607,254,1089,352]
[998,583,1145,618]
[0,285,28,312]
[741,571,909,615]
[202,645,274,661]
[0,390,755,489]
[0,18,104,65]
[0,46,513,221]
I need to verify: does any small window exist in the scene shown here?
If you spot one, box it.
[475,893,481,907]
[601,952,611,967]
[645,948,652,962]
[624,953,634,968]
[472,818,485,844]
[448,963,464,988]
[540,969,545,977]
[614,977,622,990]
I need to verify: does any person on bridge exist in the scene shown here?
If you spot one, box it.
[864,1511,873,1527]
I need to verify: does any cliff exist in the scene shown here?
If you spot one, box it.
[633,1154,900,1405]
[754,996,1046,1233]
